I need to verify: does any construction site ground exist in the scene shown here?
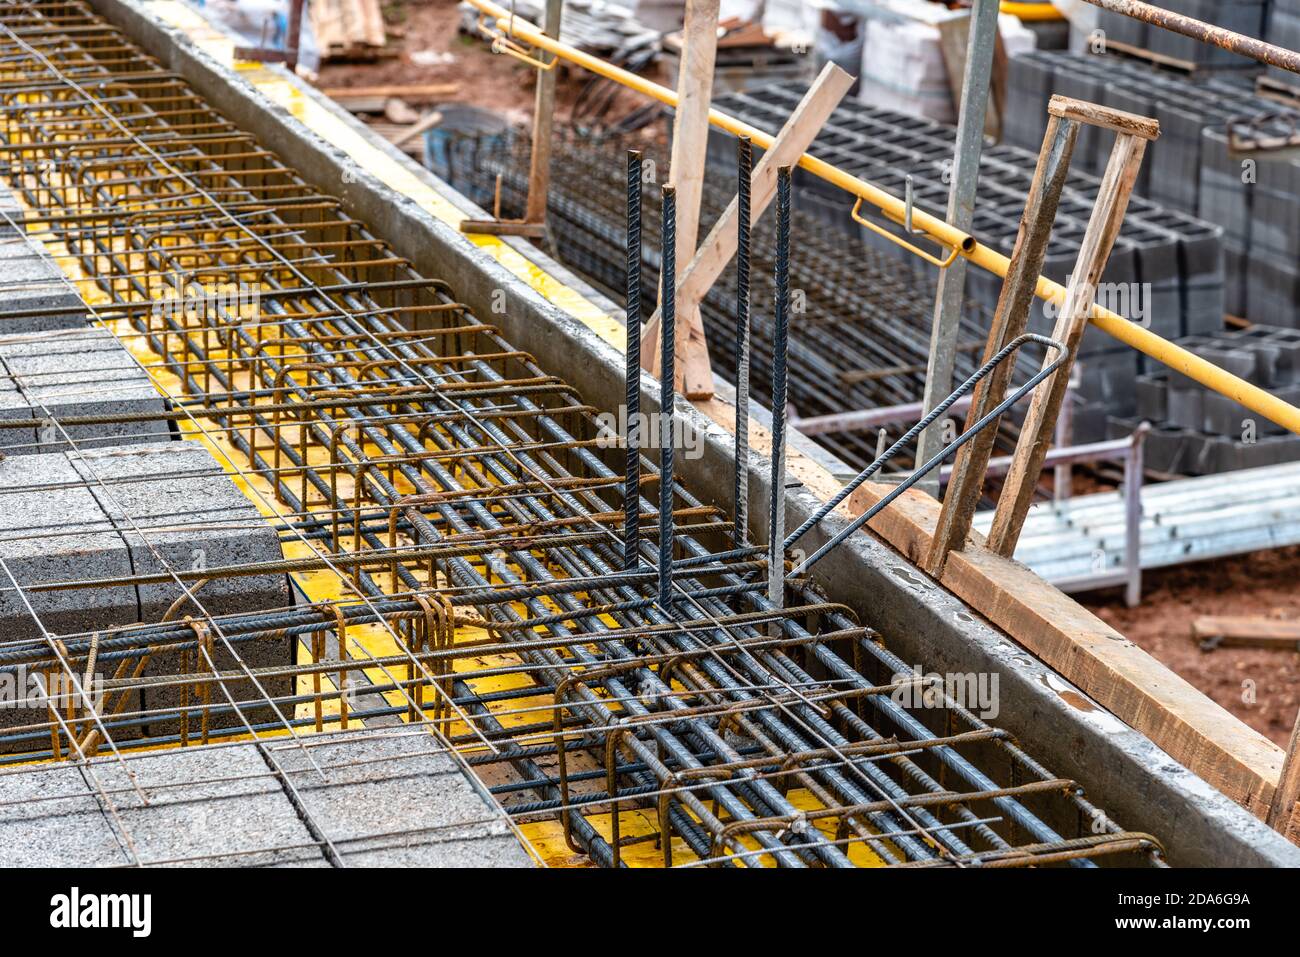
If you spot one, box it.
[318,0,662,138]
[312,0,1300,754]
[1084,546,1300,748]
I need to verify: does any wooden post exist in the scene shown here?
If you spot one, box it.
[461,0,561,238]
[923,108,1080,577]
[638,63,853,379]
[525,0,562,225]
[641,0,720,399]
[986,99,1159,559]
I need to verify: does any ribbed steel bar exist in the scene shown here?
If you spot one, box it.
[733,136,752,546]
[624,148,642,571]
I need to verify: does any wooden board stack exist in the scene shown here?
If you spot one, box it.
[311,0,386,61]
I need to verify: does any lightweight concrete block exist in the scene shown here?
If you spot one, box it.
[0,330,171,453]
[0,187,24,238]
[0,765,129,867]
[1166,387,1204,432]
[269,730,533,867]
[1135,373,1167,423]
[87,745,322,866]
[68,443,292,736]
[0,358,36,455]
[0,452,142,751]
[0,452,137,642]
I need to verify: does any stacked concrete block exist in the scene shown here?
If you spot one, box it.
[1267,0,1300,90]
[0,746,321,867]
[1097,6,1148,49]
[0,442,292,749]
[0,452,141,750]
[67,442,293,737]
[0,728,533,867]
[0,452,139,643]
[0,187,23,237]
[0,765,132,867]
[0,184,84,334]
[1111,325,1300,474]
[0,330,171,455]
[270,730,533,867]
[1004,50,1300,326]
[0,184,172,452]
[0,233,86,335]
[1202,124,1300,323]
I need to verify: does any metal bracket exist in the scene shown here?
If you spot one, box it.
[850,187,960,269]
[475,14,559,71]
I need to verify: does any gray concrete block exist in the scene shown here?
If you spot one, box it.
[1135,373,1167,423]
[67,443,292,736]
[0,358,36,455]
[0,452,142,751]
[0,452,138,642]
[0,765,129,867]
[87,745,323,866]
[0,330,171,454]
[269,730,533,867]
[0,732,529,867]
[0,227,86,333]
[1166,387,1204,432]
[0,187,24,238]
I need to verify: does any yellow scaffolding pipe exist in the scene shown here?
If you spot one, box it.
[1000,2,1065,20]
[468,0,1300,437]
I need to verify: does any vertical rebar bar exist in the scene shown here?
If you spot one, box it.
[658,185,677,607]
[768,167,791,612]
[623,149,643,570]
[733,136,752,547]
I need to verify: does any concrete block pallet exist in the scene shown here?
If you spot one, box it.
[1113,325,1300,474]
[1007,50,1300,325]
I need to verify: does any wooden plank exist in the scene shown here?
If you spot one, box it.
[638,62,853,383]
[1047,93,1161,140]
[641,0,720,400]
[390,110,443,149]
[987,130,1149,557]
[1271,710,1300,837]
[321,83,459,102]
[923,112,1079,577]
[846,478,1284,816]
[935,11,970,110]
[1193,616,1300,649]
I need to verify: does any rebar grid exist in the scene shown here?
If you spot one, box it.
[0,0,1163,869]
[443,128,1017,473]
